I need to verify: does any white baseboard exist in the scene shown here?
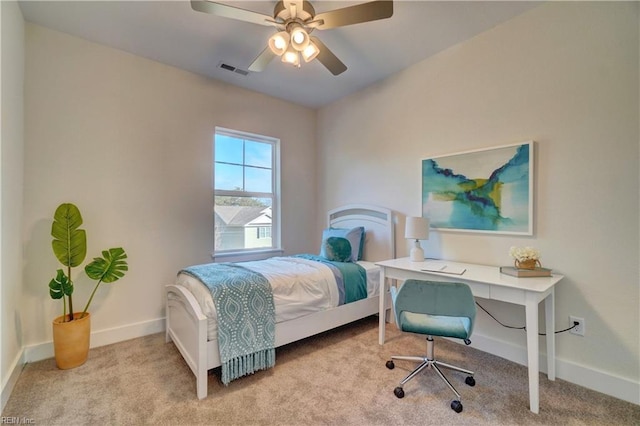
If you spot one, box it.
[1,348,26,412]
[24,317,165,363]
[468,332,640,406]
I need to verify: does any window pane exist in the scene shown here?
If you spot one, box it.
[214,196,273,251]
[245,141,272,168]
[215,163,243,191]
[245,166,272,193]
[215,134,243,164]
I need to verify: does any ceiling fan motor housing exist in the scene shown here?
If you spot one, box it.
[273,1,316,25]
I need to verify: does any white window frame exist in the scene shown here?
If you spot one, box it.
[213,127,281,260]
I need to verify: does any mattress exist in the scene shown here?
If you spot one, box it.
[176,256,380,341]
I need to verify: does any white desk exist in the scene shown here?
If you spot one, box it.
[376,257,564,414]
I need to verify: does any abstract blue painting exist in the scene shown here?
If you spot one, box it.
[422,142,533,235]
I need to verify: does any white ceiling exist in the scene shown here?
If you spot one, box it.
[18,1,540,109]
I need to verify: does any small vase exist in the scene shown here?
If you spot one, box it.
[514,259,540,270]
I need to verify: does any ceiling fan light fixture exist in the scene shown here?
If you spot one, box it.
[289,24,310,51]
[301,41,320,63]
[192,0,394,75]
[268,31,290,56]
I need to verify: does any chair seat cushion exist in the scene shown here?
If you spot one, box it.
[400,311,472,340]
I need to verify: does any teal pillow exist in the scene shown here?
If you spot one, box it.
[321,237,353,262]
[319,227,365,262]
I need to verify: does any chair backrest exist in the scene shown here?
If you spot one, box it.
[391,279,477,334]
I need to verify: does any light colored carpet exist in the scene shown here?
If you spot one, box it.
[4,316,639,425]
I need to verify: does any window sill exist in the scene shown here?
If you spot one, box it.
[211,248,284,263]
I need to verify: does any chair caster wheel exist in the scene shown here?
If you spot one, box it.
[451,400,463,413]
[393,387,405,398]
[386,360,395,370]
[465,376,475,387]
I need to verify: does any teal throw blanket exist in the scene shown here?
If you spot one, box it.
[180,263,276,385]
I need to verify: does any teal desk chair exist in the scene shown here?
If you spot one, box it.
[385,279,477,413]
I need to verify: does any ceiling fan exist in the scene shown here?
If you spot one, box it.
[191,0,394,76]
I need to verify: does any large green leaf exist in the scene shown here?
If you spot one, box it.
[48,269,73,299]
[51,203,87,268]
[84,247,128,283]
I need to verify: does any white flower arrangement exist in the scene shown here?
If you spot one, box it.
[509,246,540,262]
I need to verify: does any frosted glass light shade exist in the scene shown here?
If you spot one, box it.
[290,24,310,51]
[268,31,290,56]
[281,46,300,66]
[301,41,320,62]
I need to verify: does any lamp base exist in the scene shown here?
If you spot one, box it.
[409,241,424,262]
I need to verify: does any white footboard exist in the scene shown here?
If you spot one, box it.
[165,284,210,399]
[166,282,390,400]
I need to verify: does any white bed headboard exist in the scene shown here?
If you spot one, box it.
[327,204,395,262]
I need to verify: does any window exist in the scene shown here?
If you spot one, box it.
[257,227,271,239]
[213,127,280,254]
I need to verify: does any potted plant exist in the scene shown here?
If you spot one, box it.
[509,246,542,270]
[48,203,128,369]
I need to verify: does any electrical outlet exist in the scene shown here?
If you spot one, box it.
[569,316,585,336]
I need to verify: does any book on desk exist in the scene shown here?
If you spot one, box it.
[499,266,552,277]
[421,261,466,275]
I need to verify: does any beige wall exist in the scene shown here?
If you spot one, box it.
[22,25,317,347]
[318,2,639,398]
[1,0,25,410]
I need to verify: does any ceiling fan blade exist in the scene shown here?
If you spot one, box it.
[314,0,393,30]
[191,0,275,26]
[248,47,277,72]
[310,37,347,76]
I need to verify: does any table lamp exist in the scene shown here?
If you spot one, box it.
[405,216,429,262]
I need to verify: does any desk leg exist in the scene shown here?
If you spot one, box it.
[378,268,386,345]
[525,293,540,414]
[545,288,556,381]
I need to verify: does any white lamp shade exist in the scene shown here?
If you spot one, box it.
[405,217,429,240]
[268,31,290,56]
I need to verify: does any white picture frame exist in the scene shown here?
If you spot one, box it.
[421,141,534,235]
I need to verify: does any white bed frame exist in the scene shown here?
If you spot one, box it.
[165,204,395,399]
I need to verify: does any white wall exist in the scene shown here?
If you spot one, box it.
[1,0,25,410]
[318,2,639,402]
[21,24,317,353]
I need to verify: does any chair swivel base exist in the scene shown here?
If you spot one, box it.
[386,339,475,413]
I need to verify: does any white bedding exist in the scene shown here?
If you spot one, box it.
[176,256,380,341]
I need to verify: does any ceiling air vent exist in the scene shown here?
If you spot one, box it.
[218,62,249,76]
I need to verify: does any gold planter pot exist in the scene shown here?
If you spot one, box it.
[514,259,541,270]
[52,312,91,369]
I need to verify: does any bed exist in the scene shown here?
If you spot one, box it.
[165,204,395,399]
